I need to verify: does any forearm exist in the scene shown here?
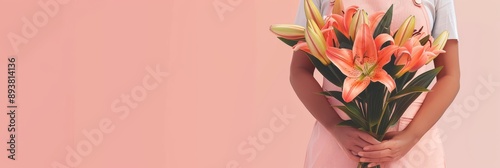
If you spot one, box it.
[404,39,460,139]
[404,75,460,138]
[290,67,343,129]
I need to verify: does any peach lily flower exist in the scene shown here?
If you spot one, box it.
[327,24,398,102]
[394,31,449,77]
[323,8,384,46]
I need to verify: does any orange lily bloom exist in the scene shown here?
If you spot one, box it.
[326,24,398,102]
[394,33,446,77]
[322,7,384,46]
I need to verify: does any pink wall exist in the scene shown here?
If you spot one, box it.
[0,0,498,167]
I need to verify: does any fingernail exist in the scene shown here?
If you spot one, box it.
[368,163,374,167]
[358,152,364,156]
[363,147,369,150]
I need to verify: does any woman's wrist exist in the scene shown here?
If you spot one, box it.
[401,125,425,142]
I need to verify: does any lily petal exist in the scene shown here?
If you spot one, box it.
[371,70,396,91]
[342,77,370,102]
[394,16,416,46]
[409,54,428,72]
[331,0,344,15]
[395,45,425,77]
[349,9,367,39]
[369,11,385,34]
[326,47,360,77]
[352,24,377,64]
[305,0,325,27]
[395,49,411,65]
[374,33,395,50]
[305,20,330,65]
[377,45,398,66]
[293,41,310,53]
[270,24,305,40]
[330,14,348,37]
[344,6,359,31]
[432,31,449,50]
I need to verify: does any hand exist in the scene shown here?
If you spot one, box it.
[328,125,381,162]
[358,131,421,167]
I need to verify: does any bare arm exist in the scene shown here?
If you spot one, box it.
[290,50,380,161]
[289,50,343,128]
[404,39,460,138]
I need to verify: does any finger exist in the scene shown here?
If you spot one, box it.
[363,141,391,151]
[358,149,392,158]
[360,157,392,163]
[340,147,360,162]
[349,145,363,154]
[354,138,371,148]
[358,133,381,145]
[345,151,360,162]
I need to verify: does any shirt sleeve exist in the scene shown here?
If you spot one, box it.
[432,0,459,40]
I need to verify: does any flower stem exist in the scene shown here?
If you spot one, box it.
[374,87,389,136]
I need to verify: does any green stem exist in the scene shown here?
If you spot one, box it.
[374,87,389,137]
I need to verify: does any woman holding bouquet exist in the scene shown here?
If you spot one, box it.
[289,0,460,167]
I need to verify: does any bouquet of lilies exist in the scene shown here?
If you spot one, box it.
[270,0,448,167]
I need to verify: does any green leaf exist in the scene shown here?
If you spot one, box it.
[388,67,443,126]
[364,82,386,128]
[388,86,429,102]
[376,104,393,137]
[373,5,393,37]
[338,120,361,128]
[320,91,368,129]
[336,106,367,130]
[383,53,404,79]
[278,37,300,47]
[307,54,345,87]
[394,71,417,91]
[334,28,353,49]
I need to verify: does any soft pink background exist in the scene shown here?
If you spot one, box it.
[0,0,498,168]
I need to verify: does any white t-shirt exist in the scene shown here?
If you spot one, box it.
[294,0,459,39]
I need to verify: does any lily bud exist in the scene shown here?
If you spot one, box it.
[270,24,305,40]
[425,31,449,64]
[305,20,330,65]
[394,16,416,46]
[305,0,325,28]
[331,0,344,15]
[432,31,449,50]
[348,9,368,39]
